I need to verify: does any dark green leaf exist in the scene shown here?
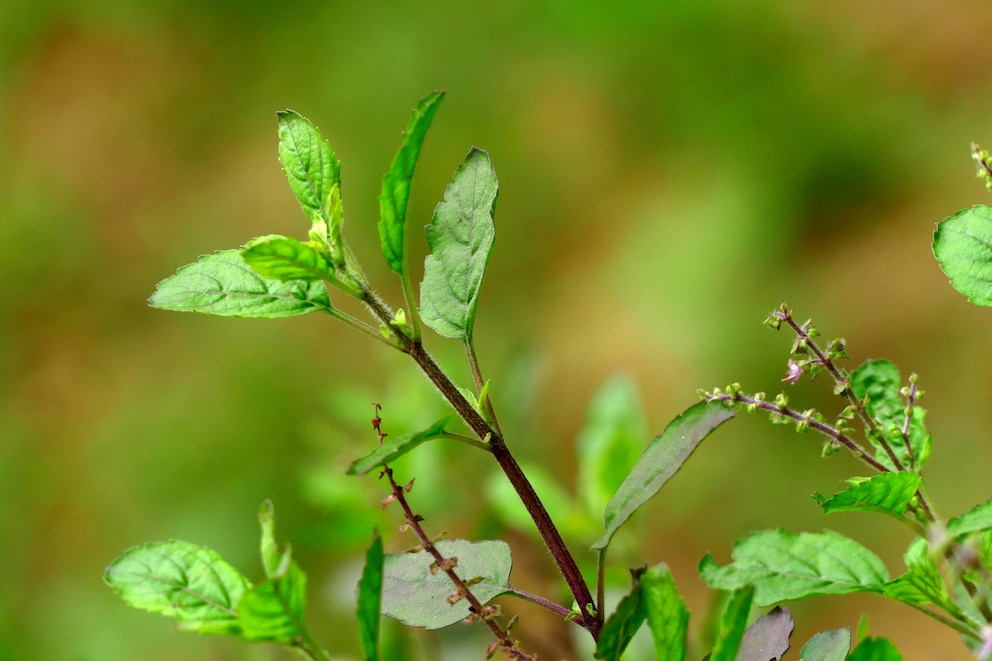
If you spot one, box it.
[576,375,649,522]
[149,250,333,318]
[104,540,250,635]
[381,539,511,629]
[419,147,497,341]
[736,607,793,661]
[595,574,646,661]
[813,472,920,518]
[238,560,307,643]
[709,586,754,661]
[641,565,689,661]
[947,498,992,538]
[242,235,360,296]
[797,629,849,661]
[846,637,903,661]
[933,205,992,306]
[358,531,384,661]
[592,400,734,550]
[379,91,445,274]
[698,529,889,605]
[347,417,451,475]
[277,110,341,233]
[849,360,930,471]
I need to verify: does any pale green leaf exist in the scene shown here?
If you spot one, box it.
[149,250,333,318]
[381,539,511,629]
[698,530,889,606]
[849,360,930,471]
[797,629,850,661]
[238,560,307,643]
[419,147,497,341]
[641,565,689,661]
[813,472,920,518]
[882,538,960,615]
[104,540,250,636]
[709,586,754,661]
[379,91,445,274]
[933,205,992,306]
[259,499,280,579]
[485,463,591,540]
[947,498,992,538]
[277,110,341,230]
[347,417,451,475]
[592,400,734,550]
[576,375,648,522]
[736,607,793,661]
[358,531,384,661]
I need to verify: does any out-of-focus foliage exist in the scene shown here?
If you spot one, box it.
[3,1,992,658]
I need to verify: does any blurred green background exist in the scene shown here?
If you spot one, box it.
[3,1,992,659]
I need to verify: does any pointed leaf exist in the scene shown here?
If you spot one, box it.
[698,529,889,606]
[358,531,384,661]
[736,607,793,661]
[277,110,341,230]
[641,565,689,661]
[849,359,930,471]
[592,400,734,550]
[238,560,307,643]
[104,540,250,635]
[933,205,992,306]
[813,472,920,518]
[798,629,850,661]
[381,539,511,629]
[347,417,451,475]
[419,147,497,341]
[149,250,333,318]
[576,375,649,521]
[847,637,903,661]
[379,91,445,274]
[241,234,360,295]
[595,572,647,661]
[947,498,992,538]
[259,499,280,579]
[709,586,754,661]
[882,538,960,615]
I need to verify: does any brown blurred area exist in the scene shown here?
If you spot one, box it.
[3,1,992,659]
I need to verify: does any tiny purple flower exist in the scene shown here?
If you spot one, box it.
[782,359,803,385]
[978,626,992,660]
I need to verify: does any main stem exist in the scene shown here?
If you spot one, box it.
[407,341,600,639]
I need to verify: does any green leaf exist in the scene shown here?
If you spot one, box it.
[641,565,689,661]
[379,91,445,274]
[358,531,384,661]
[736,607,793,661]
[485,462,591,540]
[242,235,361,297]
[592,400,734,550]
[933,205,992,306]
[277,110,341,236]
[595,571,647,661]
[947,498,992,538]
[238,559,307,643]
[104,540,250,635]
[259,499,280,579]
[381,539,512,629]
[698,529,889,606]
[846,637,903,661]
[849,359,930,471]
[149,250,333,318]
[347,417,451,475]
[419,147,497,341]
[882,538,960,615]
[797,629,850,661]
[813,472,920,518]
[709,586,754,661]
[576,375,649,522]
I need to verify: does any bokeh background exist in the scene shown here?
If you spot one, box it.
[4,1,992,659]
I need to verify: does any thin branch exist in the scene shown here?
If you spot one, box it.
[505,587,573,619]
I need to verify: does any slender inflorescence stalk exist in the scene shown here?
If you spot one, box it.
[373,407,537,660]
[362,285,601,638]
